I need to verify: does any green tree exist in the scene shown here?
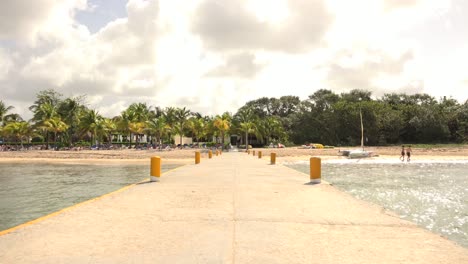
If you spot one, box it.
[235,108,259,150]
[29,89,62,122]
[126,103,152,145]
[187,117,206,146]
[0,101,14,126]
[277,95,301,117]
[33,102,59,149]
[114,112,133,146]
[79,109,103,146]
[174,107,191,146]
[42,117,69,148]
[258,116,286,146]
[213,112,232,149]
[163,107,178,144]
[128,121,146,146]
[146,116,171,148]
[308,89,340,111]
[3,121,32,148]
[453,100,468,142]
[101,118,117,144]
[57,96,87,146]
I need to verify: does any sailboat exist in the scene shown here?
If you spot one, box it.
[348,106,373,159]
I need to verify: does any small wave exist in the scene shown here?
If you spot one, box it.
[282,159,468,165]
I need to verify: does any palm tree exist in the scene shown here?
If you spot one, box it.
[0,101,14,126]
[239,122,257,150]
[174,107,191,146]
[101,118,117,145]
[43,117,69,149]
[114,112,133,146]
[124,103,152,146]
[204,116,216,143]
[79,109,103,146]
[128,122,146,146]
[32,102,58,150]
[258,116,285,146]
[127,103,151,122]
[163,107,178,144]
[213,112,232,149]
[187,117,206,146]
[146,116,170,149]
[3,113,23,124]
[58,96,86,146]
[29,89,61,122]
[3,121,32,148]
[235,108,257,151]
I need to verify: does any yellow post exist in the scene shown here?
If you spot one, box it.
[253,150,255,156]
[310,157,321,184]
[216,150,219,156]
[247,150,250,154]
[195,151,200,164]
[150,156,161,182]
[208,150,212,159]
[271,153,276,165]
[258,151,262,159]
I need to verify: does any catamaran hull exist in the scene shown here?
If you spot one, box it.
[348,150,372,159]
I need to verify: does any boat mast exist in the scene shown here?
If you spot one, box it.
[360,107,364,150]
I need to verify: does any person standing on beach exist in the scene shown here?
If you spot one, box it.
[406,145,412,162]
[400,146,405,161]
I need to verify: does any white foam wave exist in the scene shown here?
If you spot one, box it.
[282,159,468,165]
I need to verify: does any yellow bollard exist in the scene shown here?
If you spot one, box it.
[208,150,212,159]
[195,151,200,164]
[253,150,255,156]
[258,151,262,159]
[247,150,250,154]
[216,150,219,156]
[271,153,276,165]
[310,157,321,184]
[150,156,161,182]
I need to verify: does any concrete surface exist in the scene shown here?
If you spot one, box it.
[0,152,467,263]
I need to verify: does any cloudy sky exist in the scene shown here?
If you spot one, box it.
[1,0,467,119]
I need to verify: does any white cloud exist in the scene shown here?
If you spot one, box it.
[0,48,13,80]
[323,48,415,95]
[0,0,88,43]
[1,0,467,122]
[206,52,264,79]
[192,0,333,52]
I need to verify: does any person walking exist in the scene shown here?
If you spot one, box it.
[406,145,412,162]
[400,145,405,161]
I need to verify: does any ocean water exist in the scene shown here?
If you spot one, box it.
[0,163,181,231]
[286,160,468,248]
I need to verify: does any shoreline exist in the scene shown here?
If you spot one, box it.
[0,158,192,165]
[0,146,466,165]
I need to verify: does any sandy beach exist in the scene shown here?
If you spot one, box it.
[0,146,467,164]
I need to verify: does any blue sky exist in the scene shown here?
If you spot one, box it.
[75,0,127,33]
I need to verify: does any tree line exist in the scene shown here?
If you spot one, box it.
[0,89,467,149]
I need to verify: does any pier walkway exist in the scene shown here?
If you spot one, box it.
[0,152,467,263]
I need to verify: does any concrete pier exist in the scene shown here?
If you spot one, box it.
[0,152,467,263]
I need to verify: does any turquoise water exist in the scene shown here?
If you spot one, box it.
[286,160,468,248]
[0,163,181,231]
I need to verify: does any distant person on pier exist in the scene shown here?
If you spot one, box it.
[400,146,405,161]
[406,145,412,162]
